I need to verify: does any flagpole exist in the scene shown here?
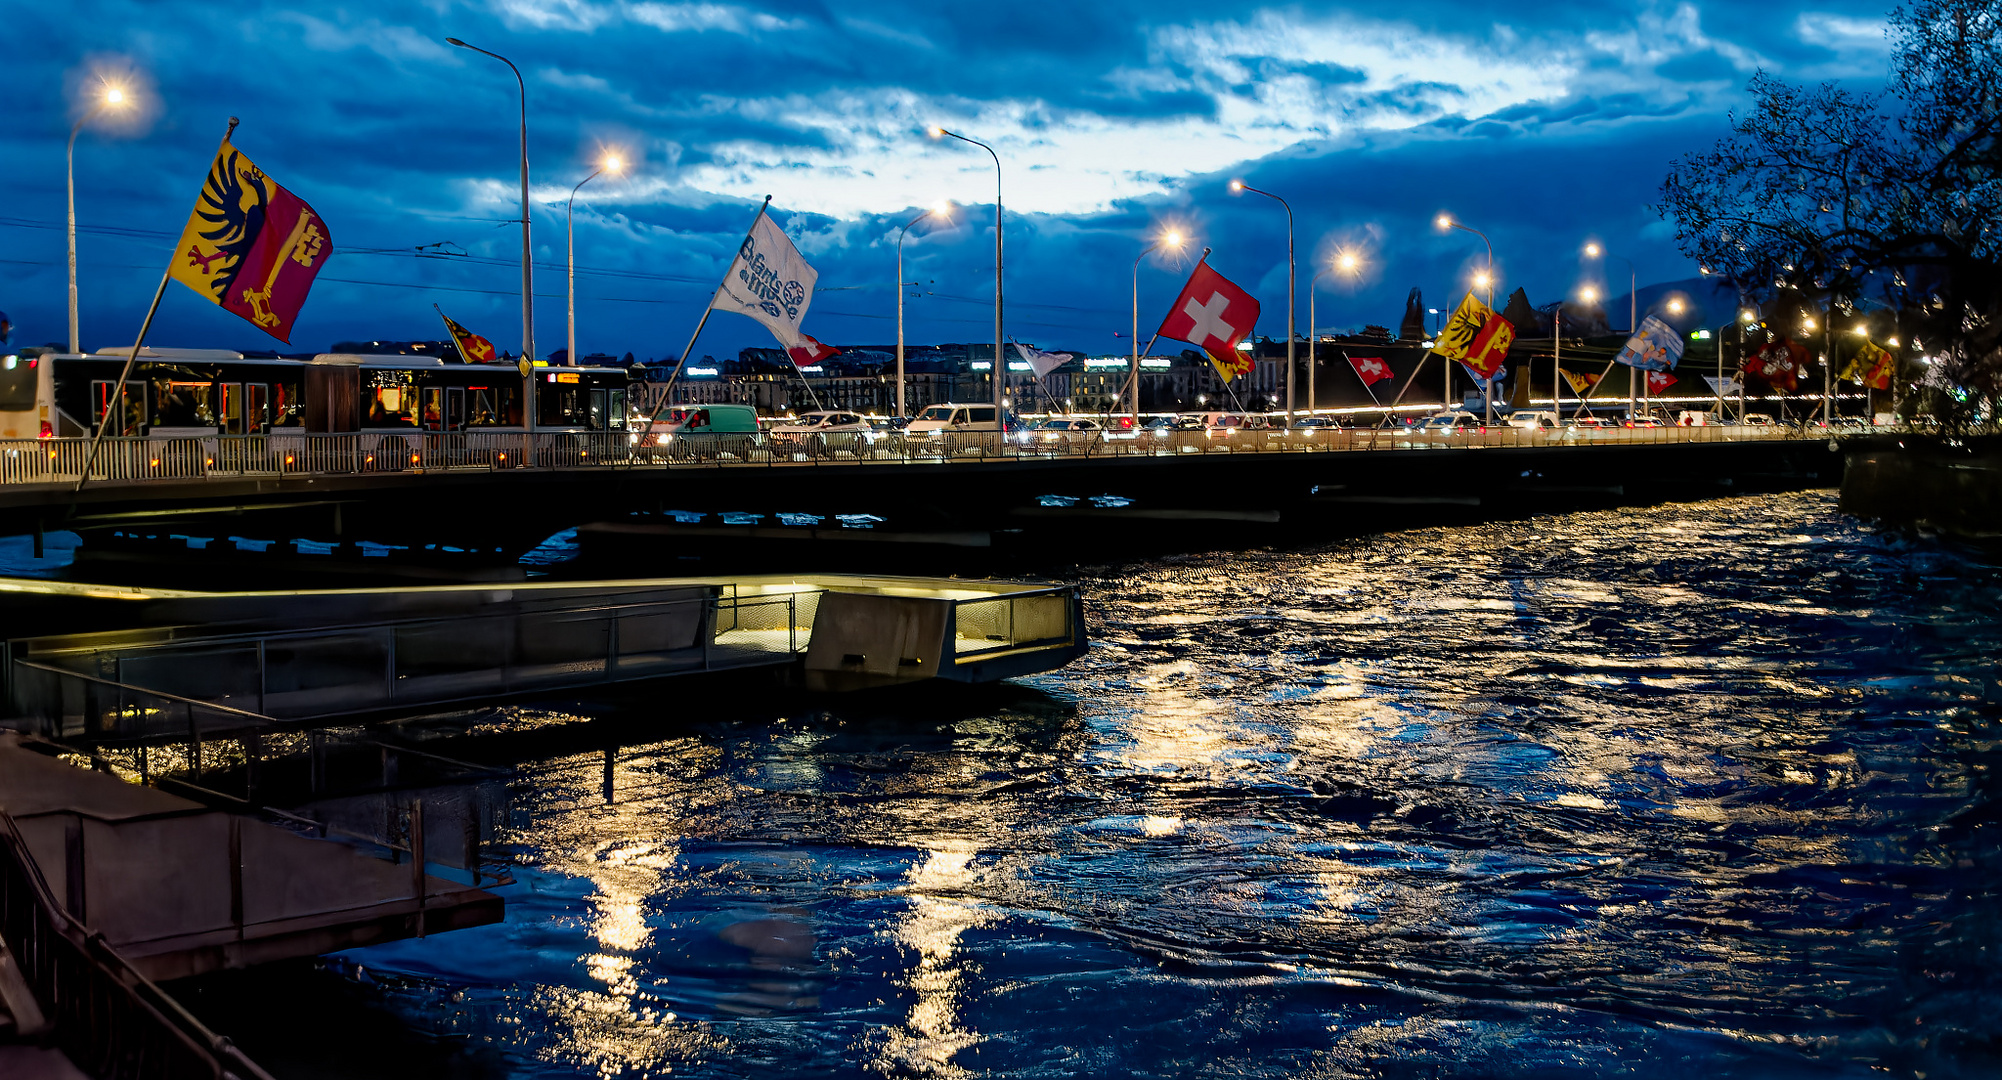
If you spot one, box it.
[643,196,772,432]
[76,117,243,496]
[1554,306,1563,414]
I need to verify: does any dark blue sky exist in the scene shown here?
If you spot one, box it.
[2,1,1896,360]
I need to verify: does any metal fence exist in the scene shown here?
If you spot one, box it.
[0,423,1824,487]
[0,808,274,1080]
[952,587,1074,657]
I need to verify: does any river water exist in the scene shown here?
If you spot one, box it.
[178,490,2002,1078]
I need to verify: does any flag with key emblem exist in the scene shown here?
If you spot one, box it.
[168,137,331,343]
[1155,259,1260,380]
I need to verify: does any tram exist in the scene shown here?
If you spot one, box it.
[0,347,638,441]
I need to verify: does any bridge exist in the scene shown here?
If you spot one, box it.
[0,426,1845,573]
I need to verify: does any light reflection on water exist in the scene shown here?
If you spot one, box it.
[300,491,2002,1078]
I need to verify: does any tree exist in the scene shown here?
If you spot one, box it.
[1659,1,2002,424]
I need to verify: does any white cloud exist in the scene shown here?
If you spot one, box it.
[1794,12,1892,52]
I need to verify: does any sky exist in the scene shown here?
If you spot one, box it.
[0,0,1902,362]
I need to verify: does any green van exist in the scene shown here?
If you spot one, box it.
[646,403,762,461]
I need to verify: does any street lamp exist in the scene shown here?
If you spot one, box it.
[1438,213,1496,419]
[68,82,130,353]
[1308,250,1362,420]
[566,153,622,368]
[1582,242,1636,334]
[931,126,1004,418]
[1131,227,1187,430]
[1231,180,1296,424]
[898,200,950,418]
[447,37,535,380]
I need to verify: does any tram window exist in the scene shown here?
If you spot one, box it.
[538,386,585,427]
[220,383,245,435]
[91,380,144,436]
[421,388,444,430]
[246,383,270,433]
[447,387,465,430]
[149,379,213,428]
[366,380,418,428]
[0,357,34,411]
[587,389,606,430]
[608,388,627,430]
[270,380,304,426]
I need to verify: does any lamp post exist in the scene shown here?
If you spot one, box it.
[566,154,620,368]
[68,84,128,353]
[1438,214,1495,420]
[1231,180,1295,424]
[1582,243,1636,333]
[931,127,1003,418]
[1131,229,1187,430]
[1307,251,1362,422]
[448,37,535,380]
[898,201,949,419]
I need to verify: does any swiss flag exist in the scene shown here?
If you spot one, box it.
[1348,355,1393,387]
[1647,369,1677,393]
[1155,261,1260,365]
[786,333,841,368]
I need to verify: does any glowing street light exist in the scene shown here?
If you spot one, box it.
[931,126,1004,417]
[1667,298,1685,316]
[1130,227,1188,430]
[1308,249,1364,419]
[1231,179,1297,423]
[566,152,623,368]
[68,81,132,352]
[897,200,952,417]
[1583,241,1637,336]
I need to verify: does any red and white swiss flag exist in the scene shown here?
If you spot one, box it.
[1156,261,1260,364]
[1347,355,1393,387]
[1647,369,1677,393]
[786,332,841,368]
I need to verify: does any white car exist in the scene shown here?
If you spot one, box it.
[1507,410,1561,432]
[1417,410,1488,434]
[768,410,875,456]
[905,403,1002,437]
[1018,417,1103,452]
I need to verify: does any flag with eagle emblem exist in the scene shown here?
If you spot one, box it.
[168,137,331,343]
[436,306,497,363]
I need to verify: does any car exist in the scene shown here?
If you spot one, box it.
[1291,415,1344,429]
[1507,410,1561,432]
[769,409,875,457]
[1624,414,1667,428]
[906,402,1003,437]
[1018,417,1103,452]
[1567,415,1614,430]
[1417,410,1487,434]
[1742,413,1777,426]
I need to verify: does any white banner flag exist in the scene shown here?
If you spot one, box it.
[711,209,817,348]
[1703,375,1743,396]
[1012,340,1074,378]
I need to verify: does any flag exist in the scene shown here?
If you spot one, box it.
[1347,354,1393,387]
[436,306,496,363]
[1703,375,1743,396]
[712,207,818,350]
[1647,370,1677,393]
[786,333,840,368]
[1559,367,1601,394]
[1156,260,1260,380]
[1615,316,1685,372]
[1012,339,1074,378]
[1433,293,1513,379]
[168,138,331,343]
[1843,340,1895,390]
[1744,339,1804,391]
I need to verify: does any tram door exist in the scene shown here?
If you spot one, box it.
[246,384,270,433]
[447,388,465,431]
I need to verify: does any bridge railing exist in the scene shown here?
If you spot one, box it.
[0,806,276,1080]
[0,422,1816,486]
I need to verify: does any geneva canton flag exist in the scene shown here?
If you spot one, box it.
[1615,316,1685,372]
[169,138,331,343]
[712,209,818,349]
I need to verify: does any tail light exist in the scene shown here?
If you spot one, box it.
[39,420,52,439]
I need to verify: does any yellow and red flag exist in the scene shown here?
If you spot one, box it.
[168,138,331,343]
[1842,340,1895,390]
[1433,292,1513,379]
[1559,367,1600,394]
[436,306,497,363]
